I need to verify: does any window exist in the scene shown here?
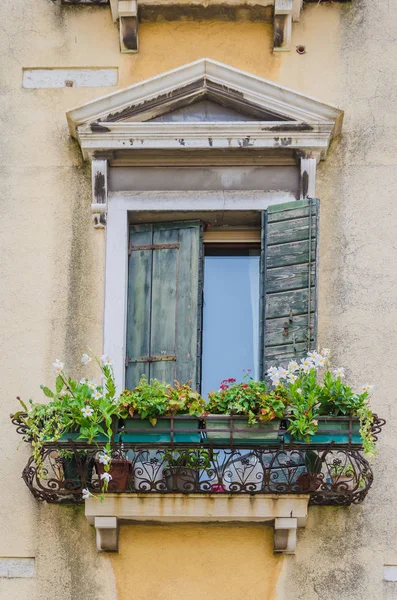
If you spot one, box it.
[125,199,319,391]
[201,244,260,396]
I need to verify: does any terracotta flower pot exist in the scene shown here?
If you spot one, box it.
[164,466,197,493]
[296,471,322,492]
[95,458,132,492]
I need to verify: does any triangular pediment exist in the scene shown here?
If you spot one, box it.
[67,59,343,137]
[148,99,283,123]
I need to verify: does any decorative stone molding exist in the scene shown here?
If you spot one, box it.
[59,0,338,53]
[274,0,303,51]
[86,493,310,554]
[67,59,343,156]
[300,156,317,199]
[66,59,343,227]
[91,159,108,228]
[118,1,139,53]
[94,516,119,552]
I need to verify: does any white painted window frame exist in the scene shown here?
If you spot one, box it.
[104,187,312,391]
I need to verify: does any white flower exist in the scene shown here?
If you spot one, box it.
[101,355,113,367]
[82,488,91,500]
[98,453,111,466]
[315,355,326,367]
[333,367,345,378]
[296,388,303,394]
[302,365,311,374]
[288,361,299,373]
[278,368,288,379]
[81,353,92,366]
[81,406,94,418]
[270,376,281,387]
[80,378,88,385]
[307,351,319,361]
[267,366,278,376]
[52,359,64,374]
[88,380,97,391]
[288,374,298,383]
[300,358,313,369]
[93,391,103,400]
[361,384,374,394]
[100,473,112,483]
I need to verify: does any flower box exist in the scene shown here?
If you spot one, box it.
[119,416,201,443]
[59,429,112,443]
[284,417,362,445]
[204,416,281,445]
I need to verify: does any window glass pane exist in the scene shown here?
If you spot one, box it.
[201,247,260,397]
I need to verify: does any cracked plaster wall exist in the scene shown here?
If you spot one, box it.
[0,0,396,599]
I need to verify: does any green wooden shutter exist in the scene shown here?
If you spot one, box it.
[126,221,203,390]
[260,198,319,374]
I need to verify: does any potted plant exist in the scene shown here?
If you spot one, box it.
[163,448,211,492]
[204,375,285,444]
[94,450,132,492]
[328,463,355,491]
[11,353,126,493]
[59,449,95,491]
[295,450,323,492]
[118,377,205,443]
[267,350,378,455]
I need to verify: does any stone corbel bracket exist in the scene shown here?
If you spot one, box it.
[86,494,310,553]
[274,0,303,51]
[110,0,138,53]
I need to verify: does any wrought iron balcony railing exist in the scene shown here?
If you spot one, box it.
[16,415,385,507]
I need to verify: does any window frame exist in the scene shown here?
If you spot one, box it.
[104,190,295,392]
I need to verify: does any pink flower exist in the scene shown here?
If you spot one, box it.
[227,378,236,383]
[211,484,226,493]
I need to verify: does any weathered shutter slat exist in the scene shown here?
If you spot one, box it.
[126,220,203,389]
[260,198,319,374]
[125,224,153,389]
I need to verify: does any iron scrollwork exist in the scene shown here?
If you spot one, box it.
[21,441,375,507]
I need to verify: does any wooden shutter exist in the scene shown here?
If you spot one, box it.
[260,198,319,374]
[126,221,203,390]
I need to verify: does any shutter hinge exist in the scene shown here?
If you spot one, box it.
[283,310,293,337]
[126,355,177,364]
[129,243,180,255]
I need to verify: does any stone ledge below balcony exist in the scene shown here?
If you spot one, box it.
[85,493,310,553]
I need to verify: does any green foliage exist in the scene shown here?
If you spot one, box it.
[207,374,286,425]
[14,354,120,476]
[164,449,211,471]
[119,376,206,425]
[267,352,377,455]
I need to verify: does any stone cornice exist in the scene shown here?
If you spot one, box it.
[67,58,343,162]
[77,121,335,161]
[59,0,312,53]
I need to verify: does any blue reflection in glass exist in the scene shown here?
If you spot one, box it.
[201,250,260,397]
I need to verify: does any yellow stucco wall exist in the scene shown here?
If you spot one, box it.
[112,525,283,600]
[1,0,396,598]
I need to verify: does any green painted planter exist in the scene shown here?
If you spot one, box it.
[204,417,281,445]
[59,427,111,443]
[120,417,201,443]
[285,418,362,445]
